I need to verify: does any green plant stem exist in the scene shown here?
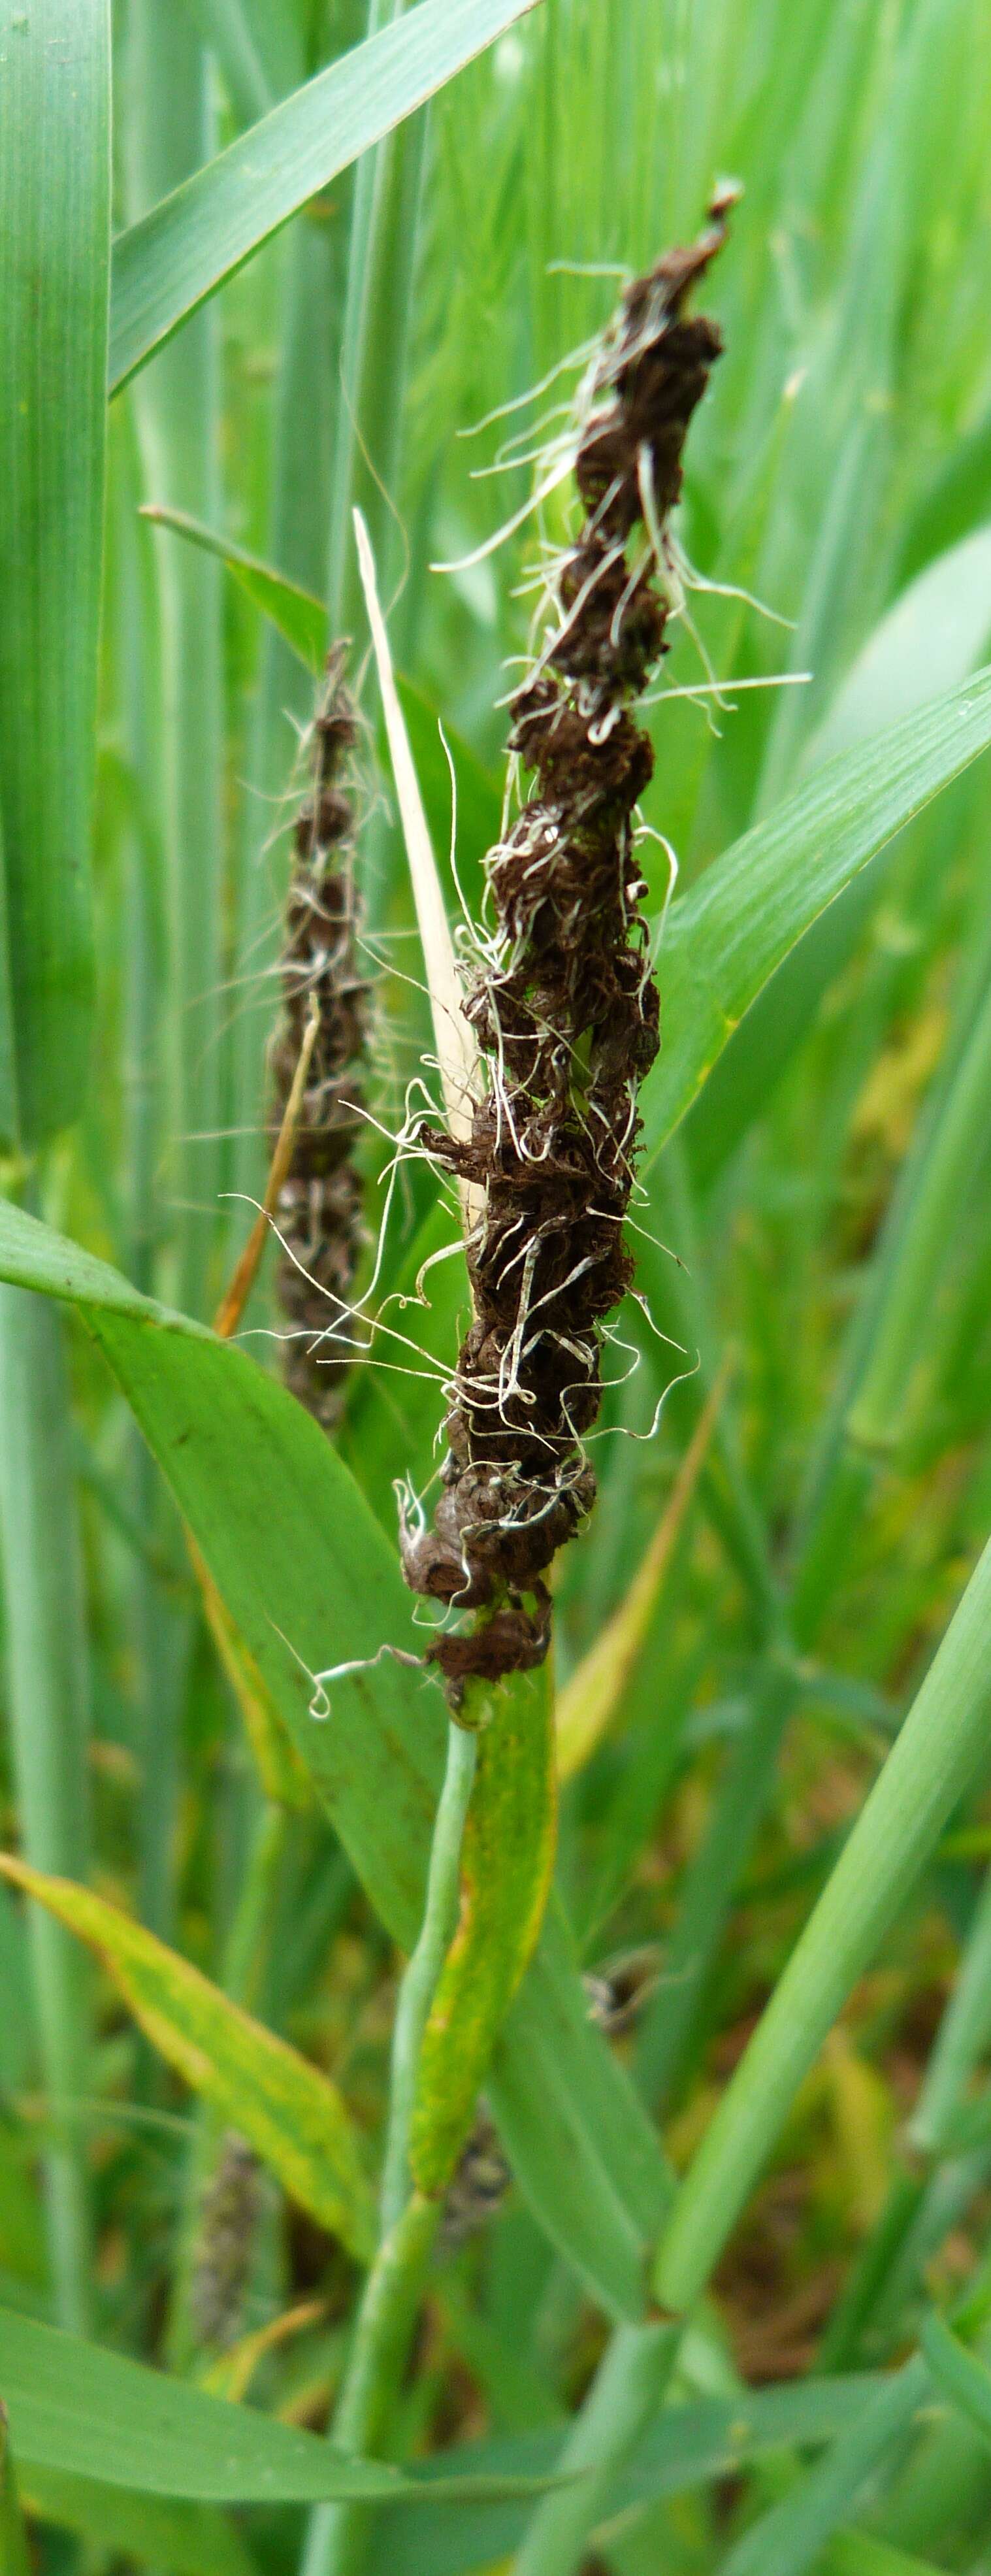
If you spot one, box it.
[380,1718,478,2232]
[301,1715,476,2576]
[510,2320,681,2576]
[0,1280,92,2335]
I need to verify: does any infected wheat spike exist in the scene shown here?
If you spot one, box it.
[400,190,736,1696]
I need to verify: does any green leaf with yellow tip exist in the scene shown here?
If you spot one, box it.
[0,1857,376,2263]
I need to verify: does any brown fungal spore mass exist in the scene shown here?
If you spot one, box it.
[400,197,734,1693]
[269,647,370,1427]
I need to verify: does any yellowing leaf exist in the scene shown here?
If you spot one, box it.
[556,1364,728,1783]
[0,1858,375,2262]
[411,1669,557,2198]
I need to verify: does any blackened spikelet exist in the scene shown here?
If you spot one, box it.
[188,2130,263,2350]
[400,194,734,1690]
[269,647,371,1428]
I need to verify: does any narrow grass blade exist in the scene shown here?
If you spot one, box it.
[131,16,225,1327]
[180,0,274,124]
[110,0,542,391]
[0,0,110,1145]
[643,667,991,1161]
[0,1856,377,2261]
[920,2313,991,2450]
[555,1365,726,1783]
[719,2358,930,2576]
[411,1668,557,2195]
[653,1531,991,2314]
[0,1285,93,2335]
[140,503,328,669]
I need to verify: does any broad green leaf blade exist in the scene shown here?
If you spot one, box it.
[489,1898,672,2324]
[0,2309,570,2507]
[919,2313,991,2450]
[21,2463,255,2576]
[0,2307,408,2505]
[0,2406,30,2576]
[644,666,991,1162]
[412,1668,557,2196]
[0,1200,670,2320]
[110,0,542,391]
[0,1857,376,2262]
[0,0,110,1146]
[140,504,328,670]
[0,1196,446,1951]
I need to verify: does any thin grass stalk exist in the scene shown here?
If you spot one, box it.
[0,1277,92,2335]
[301,1718,477,2576]
[325,1,410,640]
[634,1650,796,2110]
[127,2,225,1327]
[123,2,225,1960]
[717,2355,929,2576]
[510,2319,681,2576]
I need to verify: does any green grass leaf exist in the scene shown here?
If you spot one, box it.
[653,1531,991,2313]
[21,2462,256,2576]
[0,0,110,1146]
[140,504,328,669]
[0,1197,446,1950]
[0,1856,377,2262]
[490,1898,672,2324]
[0,1200,670,2319]
[0,2307,568,2507]
[645,666,991,1162]
[110,0,542,391]
[919,2312,991,2450]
